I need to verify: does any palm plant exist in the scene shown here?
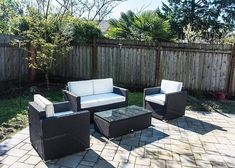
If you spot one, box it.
[106,10,173,42]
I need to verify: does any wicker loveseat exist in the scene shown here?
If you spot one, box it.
[63,78,128,122]
[144,80,187,120]
[28,94,90,161]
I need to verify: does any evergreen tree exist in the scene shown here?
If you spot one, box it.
[158,0,235,42]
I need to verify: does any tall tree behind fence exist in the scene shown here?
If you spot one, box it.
[0,35,28,89]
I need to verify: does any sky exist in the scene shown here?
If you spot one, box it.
[111,0,168,19]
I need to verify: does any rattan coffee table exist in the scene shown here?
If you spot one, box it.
[94,105,152,138]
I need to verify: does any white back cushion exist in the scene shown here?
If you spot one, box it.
[93,78,113,94]
[68,80,93,96]
[34,94,54,117]
[160,80,183,94]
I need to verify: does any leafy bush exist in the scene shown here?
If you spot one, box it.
[106,10,173,42]
[10,14,102,44]
[223,34,235,44]
[68,18,103,43]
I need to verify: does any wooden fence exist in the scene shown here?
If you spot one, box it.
[160,43,233,92]
[0,36,234,94]
[52,40,158,88]
[0,35,28,88]
[51,39,235,93]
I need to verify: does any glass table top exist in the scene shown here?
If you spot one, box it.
[94,105,152,123]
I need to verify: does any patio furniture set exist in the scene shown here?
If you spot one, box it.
[28,78,187,161]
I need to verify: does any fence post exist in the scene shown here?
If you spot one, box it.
[155,42,161,86]
[228,44,235,94]
[92,39,98,79]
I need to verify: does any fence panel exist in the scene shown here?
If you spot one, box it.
[1,35,234,93]
[51,45,93,80]
[96,43,157,87]
[160,43,232,92]
[0,47,28,82]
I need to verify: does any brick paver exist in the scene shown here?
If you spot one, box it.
[1,110,235,168]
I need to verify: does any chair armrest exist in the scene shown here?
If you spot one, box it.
[165,91,187,107]
[53,101,70,112]
[144,87,161,97]
[63,90,81,111]
[28,102,47,119]
[113,86,128,97]
[51,110,89,119]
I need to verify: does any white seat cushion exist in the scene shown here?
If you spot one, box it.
[68,80,93,97]
[54,111,74,117]
[160,80,182,94]
[34,94,54,117]
[93,78,113,94]
[145,93,166,106]
[81,93,125,109]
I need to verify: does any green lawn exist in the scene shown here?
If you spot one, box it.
[0,90,235,141]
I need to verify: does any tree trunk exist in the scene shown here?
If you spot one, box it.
[29,44,36,82]
[45,73,50,90]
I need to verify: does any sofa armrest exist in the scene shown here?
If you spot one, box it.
[113,86,128,97]
[63,90,81,112]
[65,84,69,91]
[144,87,161,97]
[165,91,187,109]
[113,86,128,106]
[53,101,70,112]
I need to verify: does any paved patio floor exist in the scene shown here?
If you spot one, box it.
[1,110,235,168]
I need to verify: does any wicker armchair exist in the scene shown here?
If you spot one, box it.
[28,95,90,161]
[144,80,187,120]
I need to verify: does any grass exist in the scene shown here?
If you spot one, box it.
[0,89,63,140]
[0,90,235,141]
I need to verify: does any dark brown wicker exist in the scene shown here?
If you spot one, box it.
[94,106,152,138]
[28,101,90,161]
[143,87,187,120]
[63,86,128,122]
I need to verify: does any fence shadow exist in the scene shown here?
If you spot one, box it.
[168,116,227,135]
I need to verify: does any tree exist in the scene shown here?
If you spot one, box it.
[10,9,103,89]
[157,0,235,43]
[11,10,72,89]
[57,0,126,21]
[213,0,235,30]
[0,0,22,33]
[183,24,202,43]
[106,10,173,42]
[18,0,126,21]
